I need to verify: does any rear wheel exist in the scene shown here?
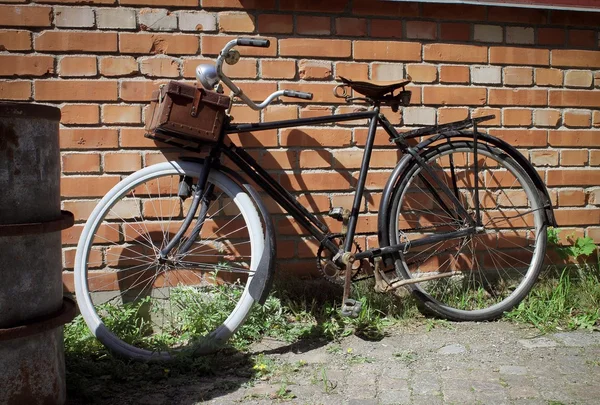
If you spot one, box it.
[388,140,547,321]
[74,161,264,360]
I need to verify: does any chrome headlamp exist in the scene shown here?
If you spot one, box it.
[195,64,219,90]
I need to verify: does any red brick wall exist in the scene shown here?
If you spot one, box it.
[1,0,599,276]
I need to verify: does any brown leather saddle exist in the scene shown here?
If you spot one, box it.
[336,76,411,100]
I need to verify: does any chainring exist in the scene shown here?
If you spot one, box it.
[316,234,364,285]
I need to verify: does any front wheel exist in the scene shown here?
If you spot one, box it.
[74,161,265,361]
[388,141,547,321]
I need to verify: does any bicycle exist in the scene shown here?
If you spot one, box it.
[74,38,557,361]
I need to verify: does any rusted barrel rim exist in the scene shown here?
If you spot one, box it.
[0,210,74,237]
[0,102,61,120]
[0,297,77,341]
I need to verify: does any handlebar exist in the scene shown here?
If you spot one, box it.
[215,38,314,110]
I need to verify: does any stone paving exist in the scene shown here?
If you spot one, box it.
[70,322,600,404]
[202,322,600,405]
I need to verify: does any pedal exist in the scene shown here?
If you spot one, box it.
[341,299,362,318]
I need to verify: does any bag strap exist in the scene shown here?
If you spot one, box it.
[190,88,204,117]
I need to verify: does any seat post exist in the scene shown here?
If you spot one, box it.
[343,104,380,253]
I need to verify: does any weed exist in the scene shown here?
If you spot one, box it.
[326,344,342,355]
[425,318,454,332]
[393,350,417,364]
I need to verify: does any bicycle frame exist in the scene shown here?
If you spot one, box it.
[162,107,483,263]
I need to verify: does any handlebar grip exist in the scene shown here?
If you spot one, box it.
[236,38,270,48]
[283,90,314,100]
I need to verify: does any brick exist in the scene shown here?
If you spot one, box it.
[548,130,600,147]
[371,63,404,82]
[370,19,402,39]
[263,105,297,122]
[423,86,486,106]
[0,30,31,51]
[335,17,366,37]
[140,56,180,78]
[405,64,437,83]
[438,107,468,124]
[547,170,600,187]
[568,29,596,48]
[424,44,487,63]
[99,56,138,77]
[299,150,330,168]
[178,11,216,32]
[280,172,351,192]
[35,31,117,52]
[558,189,586,206]
[62,153,100,173]
[538,28,565,46]
[230,104,259,123]
[594,111,600,128]
[298,60,332,80]
[534,109,560,127]
[422,3,485,20]
[281,127,351,147]
[488,89,547,106]
[592,150,600,165]
[120,0,197,6]
[472,108,501,126]
[35,80,118,101]
[439,22,469,41]
[96,8,136,29]
[551,10,599,26]
[297,15,330,36]
[59,56,97,77]
[120,128,160,148]
[403,107,436,125]
[104,152,142,172]
[59,128,119,149]
[261,150,297,170]
[439,65,469,83]
[561,150,589,167]
[564,110,591,128]
[471,66,501,84]
[281,38,350,58]
[595,72,600,88]
[0,55,54,76]
[120,33,198,55]
[218,11,255,33]
[489,47,549,66]
[488,129,547,147]
[553,208,600,226]
[549,90,600,108]
[552,50,600,68]
[54,6,94,27]
[488,5,547,24]
[61,176,120,197]
[37,0,115,3]
[564,70,593,88]
[201,35,276,56]
[503,108,532,127]
[504,67,533,86]
[406,21,436,40]
[202,0,275,9]
[139,8,177,31]
[535,68,562,87]
[530,150,558,166]
[353,0,419,17]
[0,81,31,100]
[473,25,502,43]
[336,62,368,81]
[0,5,52,27]
[261,60,295,79]
[60,104,99,125]
[103,104,141,124]
[506,27,534,45]
[257,14,291,34]
[355,40,420,62]
[280,0,345,12]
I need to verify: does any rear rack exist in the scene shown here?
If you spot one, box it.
[392,114,496,143]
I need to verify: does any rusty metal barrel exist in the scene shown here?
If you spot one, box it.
[0,103,75,405]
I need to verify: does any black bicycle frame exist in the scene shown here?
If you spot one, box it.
[209,108,479,261]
